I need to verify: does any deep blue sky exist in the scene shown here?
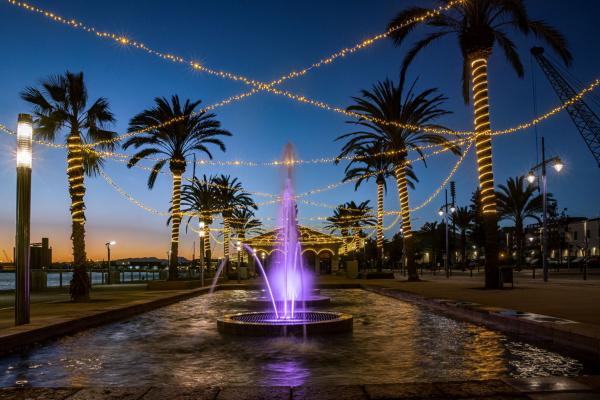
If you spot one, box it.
[1,0,599,261]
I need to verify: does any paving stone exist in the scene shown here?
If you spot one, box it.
[292,385,367,400]
[217,386,290,400]
[434,379,519,398]
[364,382,445,399]
[527,393,600,400]
[0,388,79,400]
[142,386,218,400]
[67,387,149,400]
[503,377,592,393]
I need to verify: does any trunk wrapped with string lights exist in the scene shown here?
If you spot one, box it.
[223,214,231,273]
[67,130,91,301]
[394,162,416,280]
[376,176,384,261]
[469,50,499,288]
[169,163,184,280]
[202,213,212,269]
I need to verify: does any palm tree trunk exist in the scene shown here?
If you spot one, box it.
[395,163,417,280]
[67,131,90,301]
[169,171,183,280]
[223,216,230,274]
[376,178,384,264]
[202,215,211,270]
[469,52,499,288]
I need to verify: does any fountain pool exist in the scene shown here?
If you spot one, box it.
[0,289,592,387]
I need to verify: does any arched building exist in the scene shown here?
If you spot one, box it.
[246,226,343,274]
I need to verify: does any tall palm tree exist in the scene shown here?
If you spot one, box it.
[496,176,552,267]
[124,95,231,280]
[213,175,256,269]
[180,175,221,267]
[21,71,116,301]
[337,142,416,262]
[451,206,473,266]
[419,221,443,268]
[388,0,572,287]
[337,78,460,280]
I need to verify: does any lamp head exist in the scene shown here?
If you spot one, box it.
[527,171,536,184]
[450,206,456,213]
[438,209,444,217]
[553,159,564,172]
[17,114,33,168]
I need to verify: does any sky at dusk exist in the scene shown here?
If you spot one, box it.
[1,0,599,262]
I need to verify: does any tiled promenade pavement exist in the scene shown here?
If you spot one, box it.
[1,377,599,399]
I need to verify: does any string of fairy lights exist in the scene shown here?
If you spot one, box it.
[3,0,600,250]
[1,72,600,168]
[5,0,468,147]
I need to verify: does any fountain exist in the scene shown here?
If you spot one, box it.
[217,144,353,336]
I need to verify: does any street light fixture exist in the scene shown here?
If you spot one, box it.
[105,241,116,284]
[199,221,205,286]
[527,136,563,282]
[15,113,33,326]
[438,187,454,279]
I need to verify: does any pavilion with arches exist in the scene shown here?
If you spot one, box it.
[246,226,344,274]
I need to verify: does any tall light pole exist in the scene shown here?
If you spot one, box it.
[438,188,456,279]
[236,240,242,283]
[526,136,563,282]
[199,221,205,286]
[15,113,33,325]
[105,241,116,284]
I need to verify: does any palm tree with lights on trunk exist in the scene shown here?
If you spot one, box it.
[388,0,572,287]
[124,95,231,280]
[21,71,117,301]
[337,78,460,281]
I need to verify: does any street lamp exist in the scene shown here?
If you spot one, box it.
[438,187,453,279]
[15,113,33,326]
[199,221,205,286]
[105,241,116,284]
[527,136,563,282]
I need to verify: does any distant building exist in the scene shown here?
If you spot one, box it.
[30,238,52,269]
[13,237,52,269]
[525,217,600,260]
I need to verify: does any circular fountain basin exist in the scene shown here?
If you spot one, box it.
[247,295,331,308]
[217,311,353,336]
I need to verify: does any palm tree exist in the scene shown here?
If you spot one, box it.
[451,206,473,267]
[496,176,552,267]
[21,71,116,301]
[231,207,264,244]
[345,200,377,254]
[124,95,231,280]
[337,142,416,262]
[180,175,221,267]
[213,175,256,270]
[388,0,572,287]
[337,78,460,280]
[325,205,354,255]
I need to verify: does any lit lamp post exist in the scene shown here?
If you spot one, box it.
[199,221,205,286]
[526,136,563,282]
[438,188,456,279]
[236,240,242,283]
[105,241,116,284]
[15,113,32,326]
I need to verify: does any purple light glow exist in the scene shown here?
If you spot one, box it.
[247,144,314,320]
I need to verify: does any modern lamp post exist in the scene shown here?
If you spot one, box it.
[526,136,563,282]
[236,240,242,283]
[105,241,116,284]
[199,221,205,286]
[15,113,33,326]
[438,188,456,279]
